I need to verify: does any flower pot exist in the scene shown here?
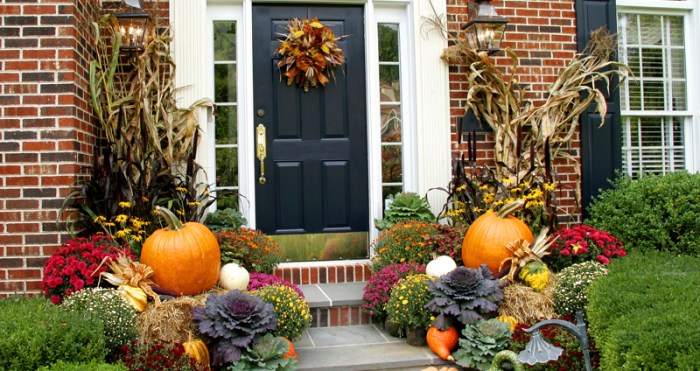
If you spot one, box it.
[384,316,402,338]
[406,326,427,346]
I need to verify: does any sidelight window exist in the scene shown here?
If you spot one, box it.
[378,22,403,202]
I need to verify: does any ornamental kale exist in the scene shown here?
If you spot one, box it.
[452,319,512,370]
[426,265,502,330]
[228,334,297,371]
[192,290,277,366]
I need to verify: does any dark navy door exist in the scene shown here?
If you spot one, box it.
[252,5,368,236]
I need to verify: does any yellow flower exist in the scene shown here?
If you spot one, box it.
[187,201,201,207]
[479,184,489,191]
[473,207,483,213]
[176,209,186,216]
[115,214,128,224]
[482,193,495,203]
[93,216,107,223]
[401,300,408,305]
[456,185,467,192]
[118,201,132,208]
[103,222,116,227]
[115,229,130,239]
[543,182,556,191]
[175,187,188,193]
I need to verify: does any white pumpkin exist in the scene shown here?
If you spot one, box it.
[219,263,250,291]
[426,255,457,278]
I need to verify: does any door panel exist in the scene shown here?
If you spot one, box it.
[252,5,368,242]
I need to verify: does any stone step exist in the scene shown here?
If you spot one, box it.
[293,325,451,371]
[299,282,376,327]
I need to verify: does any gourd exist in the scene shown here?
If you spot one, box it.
[119,285,148,312]
[496,315,518,332]
[219,262,250,291]
[426,325,458,361]
[281,337,299,360]
[462,201,534,275]
[183,336,210,366]
[426,255,457,278]
[518,260,550,292]
[140,206,221,296]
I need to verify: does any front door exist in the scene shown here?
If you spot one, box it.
[252,5,369,260]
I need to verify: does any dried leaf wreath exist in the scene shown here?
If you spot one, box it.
[276,17,345,92]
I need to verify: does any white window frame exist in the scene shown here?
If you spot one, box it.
[617,0,700,174]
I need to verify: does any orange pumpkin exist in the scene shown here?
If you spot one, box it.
[140,206,221,296]
[280,337,299,361]
[183,337,210,366]
[462,202,534,275]
[426,325,458,361]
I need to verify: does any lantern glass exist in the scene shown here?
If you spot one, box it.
[114,13,149,53]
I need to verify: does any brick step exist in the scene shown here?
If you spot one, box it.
[273,262,372,285]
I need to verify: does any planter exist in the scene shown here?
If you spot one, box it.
[384,316,402,338]
[406,326,427,346]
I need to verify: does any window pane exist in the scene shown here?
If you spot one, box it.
[216,147,238,187]
[382,185,402,205]
[639,15,661,45]
[215,64,237,103]
[640,48,662,78]
[215,105,237,145]
[671,49,686,79]
[214,21,236,61]
[622,116,685,177]
[378,24,399,62]
[379,65,400,102]
[668,16,684,46]
[642,81,664,110]
[381,105,401,142]
[382,144,402,183]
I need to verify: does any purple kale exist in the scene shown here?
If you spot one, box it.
[426,265,502,330]
[192,290,277,366]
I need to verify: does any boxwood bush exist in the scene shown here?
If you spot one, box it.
[587,171,700,256]
[587,251,700,370]
[0,297,107,370]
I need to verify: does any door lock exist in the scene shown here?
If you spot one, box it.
[256,124,267,184]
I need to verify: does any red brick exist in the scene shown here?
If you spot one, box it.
[301,267,310,284]
[8,269,42,280]
[310,267,319,284]
[7,223,40,233]
[326,266,335,283]
[339,307,350,326]
[0,281,25,292]
[0,235,23,245]
[26,281,43,292]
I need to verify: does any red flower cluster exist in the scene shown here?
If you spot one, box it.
[42,235,133,304]
[120,340,206,371]
[545,224,626,272]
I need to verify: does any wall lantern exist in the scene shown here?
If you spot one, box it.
[462,0,509,55]
[113,0,150,54]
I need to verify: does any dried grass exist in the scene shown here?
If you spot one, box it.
[498,276,557,324]
[136,287,228,344]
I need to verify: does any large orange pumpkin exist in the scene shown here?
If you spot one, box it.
[462,202,534,275]
[140,206,220,296]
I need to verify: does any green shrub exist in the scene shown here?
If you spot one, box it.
[61,287,138,357]
[587,171,700,256]
[587,251,700,370]
[0,297,107,370]
[39,360,127,371]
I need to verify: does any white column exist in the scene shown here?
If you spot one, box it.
[411,0,451,215]
[170,2,212,187]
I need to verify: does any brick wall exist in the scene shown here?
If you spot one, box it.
[447,0,582,222]
[0,0,98,297]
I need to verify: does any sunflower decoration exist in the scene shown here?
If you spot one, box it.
[276,17,345,92]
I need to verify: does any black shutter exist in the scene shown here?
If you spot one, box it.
[576,0,621,219]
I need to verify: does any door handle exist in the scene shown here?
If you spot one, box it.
[256,123,267,184]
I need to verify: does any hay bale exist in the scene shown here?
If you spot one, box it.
[498,275,557,324]
[136,288,227,344]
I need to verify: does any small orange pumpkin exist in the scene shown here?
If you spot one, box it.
[140,206,221,296]
[462,201,534,275]
[426,325,459,361]
[183,336,210,366]
[280,336,299,361]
